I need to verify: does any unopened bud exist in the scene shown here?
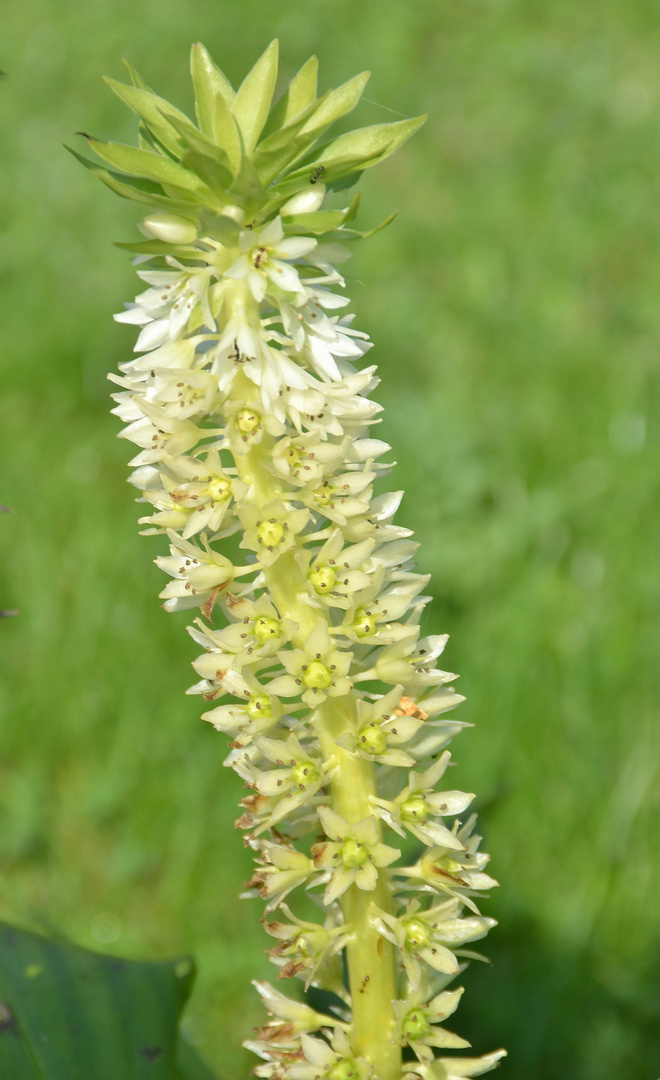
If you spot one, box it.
[141,212,198,245]
[280,185,326,216]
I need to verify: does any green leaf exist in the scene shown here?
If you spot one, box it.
[103,78,188,158]
[298,71,370,138]
[281,208,354,235]
[346,210,397,240]
[262,55,318,136]
[344,190,361,223]
[123,59,152,93]
[180,150,232,200]
[190,43,235,124]
[313,115,427,175]
[229,159,268,220]
[67,145,199,216]
[190,46,240,169]
[231,40,279,155]
[85,138,214,200]
[255,73,371,189]
[137,121,162,153]
[0,921,211,1080]
[252,94,330,185]
[158,110,234,179]
[113,239,205,255]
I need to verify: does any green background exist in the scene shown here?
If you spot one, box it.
[1,1,659,1077]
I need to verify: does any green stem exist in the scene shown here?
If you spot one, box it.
[316,699,401,1080]
[226,277,401,1078]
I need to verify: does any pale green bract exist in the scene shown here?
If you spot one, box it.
[81,40,506,1080]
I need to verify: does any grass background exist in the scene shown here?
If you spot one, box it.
[1,1,660,1076]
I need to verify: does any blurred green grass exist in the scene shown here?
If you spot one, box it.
[1,1,660,1077]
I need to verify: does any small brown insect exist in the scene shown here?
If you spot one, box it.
[359,974,370,993]
[253,247,267,268]
[310,165,325,184]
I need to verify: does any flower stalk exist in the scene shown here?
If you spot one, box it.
[80,40,506,1080]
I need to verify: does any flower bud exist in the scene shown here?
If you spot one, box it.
[280,184,326,216]
[140,211,198,244]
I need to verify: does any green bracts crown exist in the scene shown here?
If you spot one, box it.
[69,41,425,243]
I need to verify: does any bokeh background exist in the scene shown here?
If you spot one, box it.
[1,1,659,1077]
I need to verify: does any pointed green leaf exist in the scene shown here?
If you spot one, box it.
[256,93,325,157]
[85,138,213,199]
[0,921,203,1080]
[352,211,397,239]
[180,149,232,199]
[137,121,161,153]
[190,46,240,169]
[68,146,199,215]
[157,109,234,177]
[114,239,204,255]
[123,59,152,92]
[228,150,268,219]
[231,40,279,155]
[253,93,330,185]
[281,208,354,235]
[314,115,427,173]
[255,73,371,188]
[344,190,361,223]
[328,170,363,192]
[191,43,235,127]
[103,174,199,212]
[263,55,318,136]
[298,71,370,137]
[104,78,188,158]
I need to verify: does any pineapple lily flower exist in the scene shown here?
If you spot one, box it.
[370,751,475,848]
[392,984,469,1064]
[256,1029,374,1080]
[262,902,353,992]
[82,40,505,1080]
[311,805,400,904]
[402,1051,507,1080]
[369,897,496,990]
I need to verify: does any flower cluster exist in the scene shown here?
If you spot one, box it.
[85,41,505,1080]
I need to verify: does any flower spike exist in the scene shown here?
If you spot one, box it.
[83,41,505,1080]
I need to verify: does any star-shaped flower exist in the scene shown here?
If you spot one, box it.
[311,806,400,904]
[239,498,310,567]
[225,216,317,304]
[370,751,473,849]
[392,814,499,912]
[402,1049,507,1079]
[369,896,496,990]
[392,984,469,1064]
[268,619,353,707]
[263,902,353,992]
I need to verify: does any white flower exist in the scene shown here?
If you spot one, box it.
[393,814,499,911]
[263,901,353,990]
[268,619,354,708]
[244,839,316,913]
[402,1050,507,1079]
[369,896,496,989]
[392,984,469,1064]
[311,806,400,904]
[225,216,317,304]
[370,752,474,849]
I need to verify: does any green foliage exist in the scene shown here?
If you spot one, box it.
[73,41,422,229]
[0,922,216,1079]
